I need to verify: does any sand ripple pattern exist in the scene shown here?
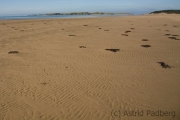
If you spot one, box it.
[0,15,180,120]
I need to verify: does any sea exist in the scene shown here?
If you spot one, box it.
[0,14,131,20]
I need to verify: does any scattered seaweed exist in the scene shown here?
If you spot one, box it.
[121,34,128,36]
[141,45,151,48]
[168,37,177,40]
[142,39,149,41]
[105,49,120,52]
[172,35,179,36]
[8,51,19,54]
[79,46,86,48]
[125,31,131,33]
[157,62,171,68]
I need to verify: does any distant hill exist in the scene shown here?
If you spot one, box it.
[28,12,132,16]
[45,12,132,15]
[150,10,180,14]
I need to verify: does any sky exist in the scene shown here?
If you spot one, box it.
[0,0,180,16]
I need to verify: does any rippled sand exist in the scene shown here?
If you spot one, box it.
[0,14,180,120]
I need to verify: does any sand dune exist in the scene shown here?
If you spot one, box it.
[0,14,180,120]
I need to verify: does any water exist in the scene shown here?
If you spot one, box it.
[0,15,95,20]
[0,14,130,20]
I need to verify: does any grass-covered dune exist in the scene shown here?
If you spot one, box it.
[150,10,180,14]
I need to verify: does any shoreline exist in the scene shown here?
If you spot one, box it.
[1,13,179,21]
[0,14,132,21]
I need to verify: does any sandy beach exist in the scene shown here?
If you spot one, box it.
[0,14,180,120]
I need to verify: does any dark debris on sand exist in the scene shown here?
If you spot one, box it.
[142,39,149,41]
[121,34,128,36]
[105,49,120,52]
[168,37,180,40]
[8,51,19,54]
[172,35,179,36]
[141,45,151,48]
[125,31,131,33]
[157,62,171,68]
[79,46,86,48]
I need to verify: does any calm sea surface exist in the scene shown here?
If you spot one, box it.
[0,14,130,20]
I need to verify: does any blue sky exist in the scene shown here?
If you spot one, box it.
[0,0,180,15]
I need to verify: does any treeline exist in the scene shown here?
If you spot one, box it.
[150,10,180,14]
